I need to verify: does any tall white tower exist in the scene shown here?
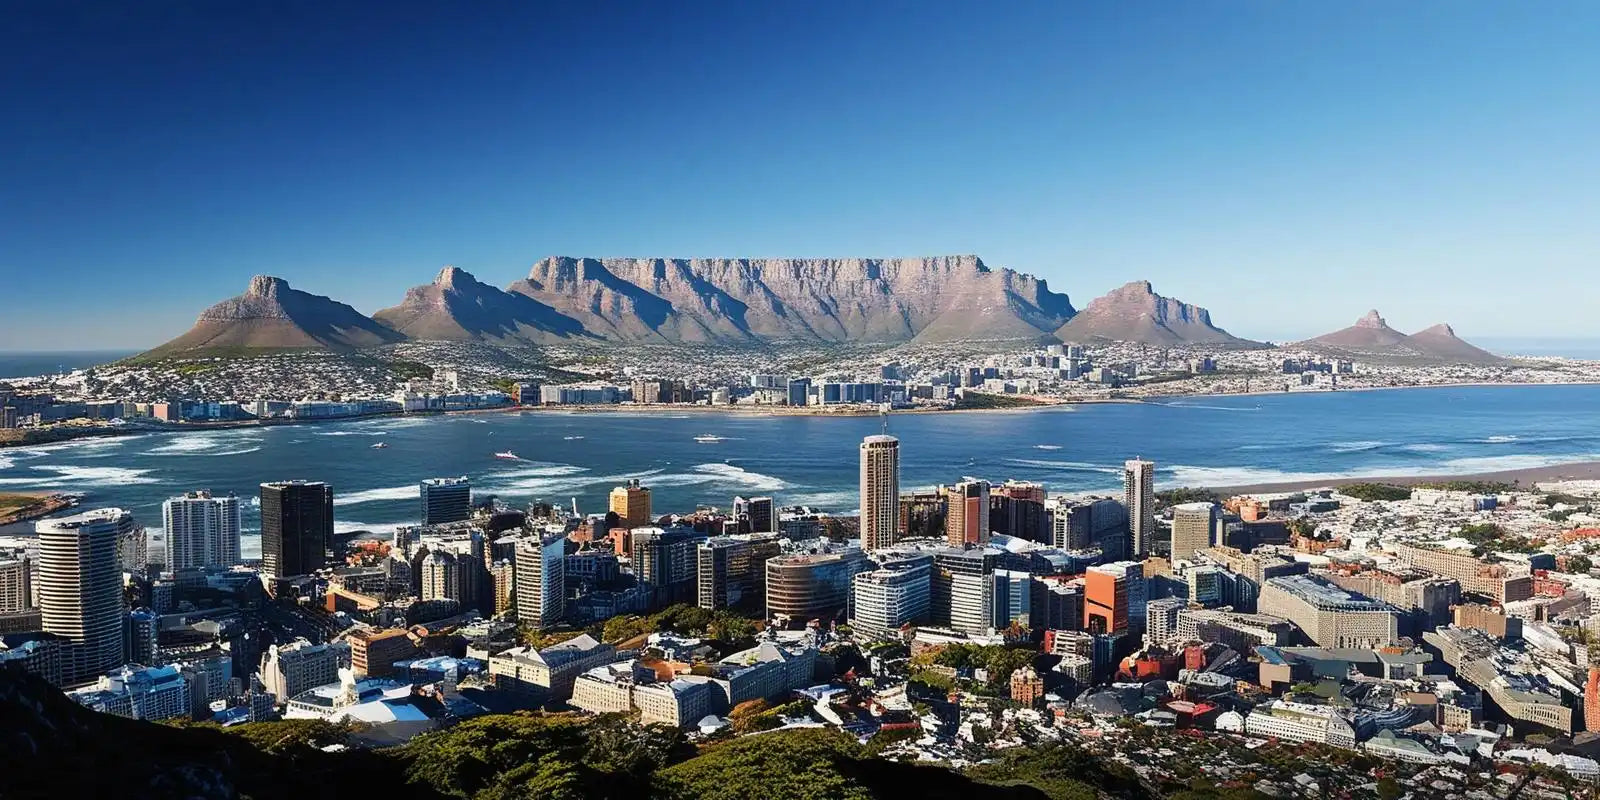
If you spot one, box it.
[163,491,242,570]
[859,435,900,551]
[1124,458,1156,558]
[38,508,133,684]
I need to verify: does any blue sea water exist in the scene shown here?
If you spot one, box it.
[2,384,1599,557]
[0,350,139,380]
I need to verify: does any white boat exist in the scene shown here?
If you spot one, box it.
[494,451,519,460]
[693,434,725,443]
[371,442,388,449]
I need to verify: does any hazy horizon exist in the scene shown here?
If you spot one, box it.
[5,2,1598,349]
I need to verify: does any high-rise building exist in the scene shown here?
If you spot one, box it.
[162,491,242,570]
[697,533,781,612]
[991,480,1047,541]
[125,608,158,666]
[765,548,872,622]
[420,477,472,525]
[609,479,653,528]
[0,555,32,613]
[1170,502,1219,562]
[1587,667,1600,733]
[931,547,1002,632]
[859,435,900,551]
[259,481,333,580]
[851,554,932,639]
[1084,560,1146,637]
[631,526,707,607]
[421,550,469,605]
[38,508,132,685]
[260,639,344,705]
[944,478,991,547]
[990,569,1034,630]
[787,378,811,407]
[489,559,515,615]
[1124,459,1156,557]
[347,627,416,678]
[732,496,776,534]
[516,534,567,629]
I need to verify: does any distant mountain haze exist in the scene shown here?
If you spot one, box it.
[141,259,1501,362]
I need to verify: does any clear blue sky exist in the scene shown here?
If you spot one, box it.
[4,2,1598,349]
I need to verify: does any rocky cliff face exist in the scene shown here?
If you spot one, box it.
[504,255,1074,344]
[1053,281,1253,346]
[373,266,590,343]
[147,276,405,354]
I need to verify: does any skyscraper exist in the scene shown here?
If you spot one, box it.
[1587,667,1600,733]
[259,481,333,580]
[859,435,900,551]
[1124,459,1156,557]
[515,534,567,629]
[162,491,242,570]
[420,477,472,525]
[850,554,932,639]
[609,479,652,528]
[732,496,776,534]
[1170,502,1220,562]
[38,508,132,685]
[697,533,782,612]
[944,478,991,547]
[1084,560,1147,637]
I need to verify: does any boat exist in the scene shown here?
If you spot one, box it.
[693,434,725,443]
[371,442,388,449]
[494,451,519,460]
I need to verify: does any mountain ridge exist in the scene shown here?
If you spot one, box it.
[1054,280,1262,347]
[145,275,405,355]
[1299,311,1502,363]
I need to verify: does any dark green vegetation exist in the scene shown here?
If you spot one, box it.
[1458,522,1540,558]
[910,642,1038,694]
[1414,480,1517,494]
[1155,487,1222,506]
[0,666,1157,800]
[1337,483,1413,502]
[954,392,1050,410]
[599,602,759,648]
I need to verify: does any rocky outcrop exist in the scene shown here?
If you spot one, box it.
[504,255,1074,344]
[145,276,405,355]
[372,266,589,343]
[1299,312,1502,363]
[1053,281,1255,346]
[1303,310,1409,350]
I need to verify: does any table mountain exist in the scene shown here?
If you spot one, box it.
[1303,310,1409,350]
[145,275,405,355]
[504,255,1074,344]
[373,266,590,343]
[1053,280,1256,346]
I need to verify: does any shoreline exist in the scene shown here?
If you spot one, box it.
[1207,460,1600,496]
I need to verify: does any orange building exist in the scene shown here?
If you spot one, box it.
[1084,565,1130,635]
[1587,667,1600,733]
[944,479,990,547]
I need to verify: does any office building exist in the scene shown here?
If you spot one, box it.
[1084,561,1146,637]
[69,664,190,722]
[1244,700,1358,750]
[860,435,900,551]
[162,491,242,570]
[420,550,474,607]
[632,526,707,608]
[1175,607,1295,652]
[1425,626,1571,734]
[991,480,1047,541]
[1587,667,1600,733]
[1145,597,1187,646]
[990,569,1034,630]
[489,559,515,615]
[731,496,776,534]
[931,547,1002,632]
[1258,574,1398,649]
[1169,502,1218,562]
[0,556,31,613]
[1038,579,1084,631]
[516,533,567,629]
[765,548,872,622]
[850,554,932,639]
[697,533,781,612]
[260,639,344,705]
[260,481,333,580]
[488,634,616,703]
[787,378,811,407]
[944,478,991,547]
[420,477,472,525]
[38,509,131,685]
[347,627,416,678]
[609,479,653,528]
[125,608,158,666]
[1387,542,1533,603]
[1124,459,1156,557]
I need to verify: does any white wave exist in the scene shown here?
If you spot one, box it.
[333,520,405,535]
[0,456,13,470]
[334,484,421,506]
[1033,445,1063,451]
[1162,465,1354,487]
[1399,443,1449,453]
[783,490,858,511]
[563,435,586,440]
[1330,441,1386,453]
[312,430,364,437]
[1006,458,1119,474]
[688,463,785,491]
[6,435,145,459]
[24,464,160,487]
[1483,435,1519,443]
[1440,454,1600,473]
[492,464,589,480]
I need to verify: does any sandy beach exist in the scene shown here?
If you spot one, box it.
[1208,460,1600,496]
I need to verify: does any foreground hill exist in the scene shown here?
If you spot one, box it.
[505,255,1076,344]
[1054,281,1260,347]
[373,266,591,343]
[1299,311,1503,363]
[145,276,405,356]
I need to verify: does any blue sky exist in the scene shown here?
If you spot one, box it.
[3,2,1598,349]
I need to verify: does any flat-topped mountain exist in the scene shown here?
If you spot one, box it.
[1299,311,1502,363]
[146,276,405,355]
[373,266,589,343]
[505,255,1075,344]
[1053,281,1257,347]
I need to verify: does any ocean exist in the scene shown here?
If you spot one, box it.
[0,350,139,380]
[3,384,1600,558]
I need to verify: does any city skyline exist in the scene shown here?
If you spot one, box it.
[6,3,1600,348]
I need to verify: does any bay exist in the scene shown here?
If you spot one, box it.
[3,384,1599,558]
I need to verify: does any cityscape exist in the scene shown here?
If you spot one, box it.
[7,3,1600,800]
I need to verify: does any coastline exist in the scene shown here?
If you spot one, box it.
[1206,460,1600,496]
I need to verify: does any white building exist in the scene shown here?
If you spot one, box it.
[162,491,242,570]
[69,664,189,721]
[38,508,134,685]
[851,555,932,639]
[859,435,900,551]
[515,533,566,628]
[1244,700,1357,749]
[1123,459,1155,557]
[261,639,346,706]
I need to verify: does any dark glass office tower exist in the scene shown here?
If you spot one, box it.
[260,480,333,579]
